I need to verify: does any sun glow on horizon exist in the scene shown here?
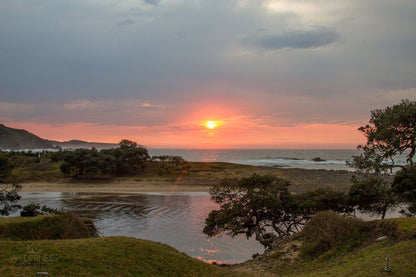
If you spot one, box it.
[205,121,218,129]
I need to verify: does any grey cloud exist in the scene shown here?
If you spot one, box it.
[0,100,168,127]
[117,19,135,26]
[0,0,416,128]
[245,29,339,50]
[144,0,160,6]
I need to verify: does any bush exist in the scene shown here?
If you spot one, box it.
[367,219,399,239]
[0,212,98,240]
[21,202,64,215]
[392,165,416,216]
[300,211,370,259]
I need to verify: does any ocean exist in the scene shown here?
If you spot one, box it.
[148,149,360,171]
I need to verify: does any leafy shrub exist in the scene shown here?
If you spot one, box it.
[300,211,370,259]
[22,202,64,215]
[367,219,399,239]
[392,165,416,216]
[0,212,98,240]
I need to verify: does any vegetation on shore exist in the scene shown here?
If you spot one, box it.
[0,214,414,276]
[233,213,416,276]
[2,151,357,192]
[204,174,353,249]
[0,213,98,241]
[348,99,416,217]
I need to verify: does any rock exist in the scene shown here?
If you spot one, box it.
[376,236,388,241]
[20,211,38,217]
[312,157,326,162]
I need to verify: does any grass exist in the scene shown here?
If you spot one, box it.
[233,216,416,277]
[0,213,97,240]
[9,161,63,182]
[0,214,414,276]
[385,217,416,233]
[300,212,371,260]
[0,215,245,276]
[0,237,240,277]
[0,215,50,225]
[272,240,416,277]
[5,158,359,193]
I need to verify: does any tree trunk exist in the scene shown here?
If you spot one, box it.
[254,226,277,249]
[381,207,387,220]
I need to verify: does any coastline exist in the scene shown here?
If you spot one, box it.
[19,181,212,193]
[14,163,361,194]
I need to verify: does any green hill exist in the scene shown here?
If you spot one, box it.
[233,216,416,277]
[50,139,118,150]
[0,215,237,276]
[0,237,235,277]
[0,215,415,276]
[0,124,57,150]
[0,124,117,150]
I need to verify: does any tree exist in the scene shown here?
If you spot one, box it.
[203,174,349,249]
[0,152,13,180]
[60,140,150,178]
[392,165,416,216]
[60,149,101,178]
[151,155,186,173]
[348,100,416,218]
[119,139,138,149]
[348,99,416,174]
[298,187,353,215]
[97,152,117,174]
[0,152,21,215]
[105,140,149,174]
[348,176,397,219]
[0,183,21,215]
[203,174,301,249]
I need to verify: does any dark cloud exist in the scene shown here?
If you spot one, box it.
[245,29,339,50]
[144,0,160,6]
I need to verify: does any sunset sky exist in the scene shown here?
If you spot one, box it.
[1,1,415,148]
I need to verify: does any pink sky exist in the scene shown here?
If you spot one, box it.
[2,97,368,149]
[7,120,364,149]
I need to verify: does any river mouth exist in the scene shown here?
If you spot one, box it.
[13,192,264,264]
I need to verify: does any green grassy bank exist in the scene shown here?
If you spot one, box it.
[0,237,237,277]
[0,213,97,240]
[0,215,239,276]
[0,215,415,276]
[234,217,416,277]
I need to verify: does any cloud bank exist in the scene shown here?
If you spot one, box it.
[0,0,415,147]
[245,28,339,50]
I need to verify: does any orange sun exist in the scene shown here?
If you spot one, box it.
[205,121,217,129]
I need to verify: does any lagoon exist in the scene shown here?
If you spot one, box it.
[14,192,264,264]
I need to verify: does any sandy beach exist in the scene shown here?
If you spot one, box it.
[19,180,212,193]
[16,166,359,194]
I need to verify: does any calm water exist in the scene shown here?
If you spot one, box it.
[13,192,264,264]
[11,192,403,264]
[149,149,359,170]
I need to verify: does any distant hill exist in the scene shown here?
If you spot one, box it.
[0,124,57,150]
[0,124,117,150]
[49,139,118,150]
